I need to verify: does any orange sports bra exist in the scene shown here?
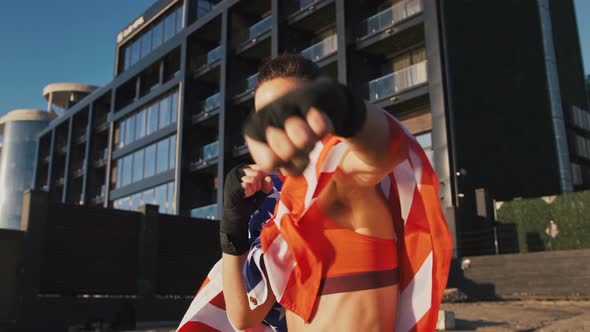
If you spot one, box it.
[299,202,399,295]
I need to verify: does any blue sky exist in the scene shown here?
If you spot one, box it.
[0,1,589,117]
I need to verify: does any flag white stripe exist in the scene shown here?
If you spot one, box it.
[178,260,224,329]
[393,159,416,223]
[191,302,239,332]
[264,234,296,301]
[303,142,324,208]
[396,251,433,332]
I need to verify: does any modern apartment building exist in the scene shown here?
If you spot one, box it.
[33,0,590,256]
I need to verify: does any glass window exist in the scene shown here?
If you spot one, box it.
[153,22,163,49]
[141,32,152,58]
[176,7,183,33]
[117,123,125,148]
[167,182,174,214]
[131,39,141,65]
[164,13,175,41]
[155,184,167,212]
[125,116,135,145]
[124,46,131,70]
[147,103,159,135]
[144,144,156,178]
[393,54,411,71]
[156,139,169,174]
[135,110,146,140]
[171,91,178,124]
[130,193,141,211]
[117,158,123,187]
[159,96,171,129]
[122,155,132,186]
[412,48,426,64]
[133,150,144,183]
[169,135,176,170]
[143,188,155,206]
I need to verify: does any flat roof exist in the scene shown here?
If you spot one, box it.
[43,83,98,109]
[0,109,57,135]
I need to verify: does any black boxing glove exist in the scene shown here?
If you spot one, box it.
[220,164,270,255]
[244,77,367,142]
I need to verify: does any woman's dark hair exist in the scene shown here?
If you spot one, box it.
[256,53,320,91]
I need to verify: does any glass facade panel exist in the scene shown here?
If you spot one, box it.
[147,104,159,135]
[155,184,167,213]
[164,13,175,41]
[159,95,171,129]
[167,182,174,214]
[0,121,51,229]
[122,155,132,186]
[144,144,156,178]
[156,139,169,174]
[171,91,178,124]
[133,150,144,183]
[176,7,183,32]
[141,32,152,58]
[153,22,163,49]
[136,110,146,139]
[124,46,131,70]
[117,158,123,187]
[169,135,176,170]
[143,188,155,205]
[118,123,125,148]
[125,117,135,145]
[131,40,140,65]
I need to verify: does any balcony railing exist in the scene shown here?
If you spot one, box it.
[301,34,337,62]
[199,141,219,162]
[237,16,272,46]
[249,16,272,40]
[246,73,259,93]
[359,0,423,38]
[287,0,324,15]
[191,203,219,220]
[207,45,222,64]
[368,61,427,102]
[203,93,221,113]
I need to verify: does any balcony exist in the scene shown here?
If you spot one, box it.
[95,116,110,132]
[190,203,219,220]
[193,93,221,124]
[73,165,85,179]
[90,185,106,205]
[301,34,337,63]
[73,129,87,144]
[233,143,249,157]
[55,176,65,187]
[192,45,222,77]
[236,16,272,50]
[287,0,334,29]
[58,143,68,155]
[368,61,427,102]
[358,0,423,40]
[93,148,109,168]
[234,73,259,104]
[190,141,219,171]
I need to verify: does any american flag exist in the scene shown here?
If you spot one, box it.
[178,113,453,331]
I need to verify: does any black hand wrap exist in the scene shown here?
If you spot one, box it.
[220,164,270,255]
[244,78,367,142]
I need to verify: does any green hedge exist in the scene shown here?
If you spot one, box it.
[496,190,590,253]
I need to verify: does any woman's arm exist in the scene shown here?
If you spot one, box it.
[222,254,276,329]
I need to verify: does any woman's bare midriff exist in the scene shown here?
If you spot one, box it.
[284,171,399,331]
[286,285,399,332]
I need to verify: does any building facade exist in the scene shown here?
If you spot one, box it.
[0,110,56,229]
[33,0,590,256]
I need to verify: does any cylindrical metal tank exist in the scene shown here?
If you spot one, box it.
[0,109,56,229]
